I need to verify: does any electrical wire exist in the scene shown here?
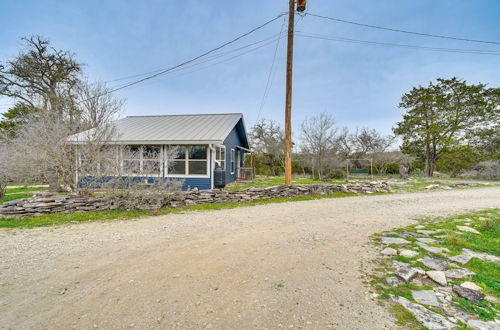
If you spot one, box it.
[80,12,288,103]
[296,31,500,55]
[306,12,500,46]
[124,34,288,89]
[106,33,284,85]
[256,18,287,122]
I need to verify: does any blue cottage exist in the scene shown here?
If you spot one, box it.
[71,113,251,190]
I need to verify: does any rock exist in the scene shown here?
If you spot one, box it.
[448,255,473,265]
[400,249,419,258]
[467,320,500,330]
[445,269,475,279]
[426,271,447,286]
[425,184,441,190]
[412,290,440,307]
[484,296,498,303]
[453,286,485,303]
[460,282,482,292]
[456,226,481,234]
[391,295,457,330]
[462,248,500,263]
[386,276,403,287]
[381,247,398,256]
[420,257,449,271]
[417,237,439,244]
[415,225,425,229]
[417,242,449,254]
[381,237,410,245]
[418,230,438,235]
[395,267,419,282]
[393,260,410,268]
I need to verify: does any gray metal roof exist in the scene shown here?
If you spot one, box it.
[69,113,247,145]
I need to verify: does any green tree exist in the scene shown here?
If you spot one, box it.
[394,77,499,177]
[0,103,38,137]
[436,145,482,177]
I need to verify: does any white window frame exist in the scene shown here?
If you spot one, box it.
[120,145,162,177]
[164,144,210,178]
[215,145,226,170]
[230,148,235,174]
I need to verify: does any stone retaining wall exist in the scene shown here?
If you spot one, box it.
[0,182,391,217]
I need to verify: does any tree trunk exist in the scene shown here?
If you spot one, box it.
[269,155,276,176]
[47,168,61,192]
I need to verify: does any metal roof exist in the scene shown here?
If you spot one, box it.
[69,113,248,146]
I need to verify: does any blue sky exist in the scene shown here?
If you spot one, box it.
[1,0,499,136]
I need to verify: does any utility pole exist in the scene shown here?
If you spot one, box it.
[284,0,305,184]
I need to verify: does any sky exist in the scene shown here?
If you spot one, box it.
[1,0,500,137]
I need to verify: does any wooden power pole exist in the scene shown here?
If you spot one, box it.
[284,0,306,184]
[284,0,295,185]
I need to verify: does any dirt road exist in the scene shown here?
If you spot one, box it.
[1,187,499,329]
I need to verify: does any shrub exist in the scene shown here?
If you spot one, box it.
[328,168,346,179]
[461,161,500,180]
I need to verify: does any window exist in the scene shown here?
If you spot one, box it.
[215,146,226,170]
[168,145,186,175]
[188,145,207,175]
[230,149,235,174]
[122,145,161,176]
[166,145,208,176]
[123,146,141,174]
[142,146,161,175]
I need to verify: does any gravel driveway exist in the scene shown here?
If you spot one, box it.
[1,187,499,329]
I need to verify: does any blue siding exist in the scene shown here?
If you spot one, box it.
[223,126,242,184]
[79,176,212,190]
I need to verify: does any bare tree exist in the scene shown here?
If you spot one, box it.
[1,81,123,193]
[350,127,394,158]
[300,112,338,180]
[0,36,81,118]
[250,119,284,176]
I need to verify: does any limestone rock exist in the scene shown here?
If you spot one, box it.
[448,255,473,265]
[381,237,410,245]
[420,257,449,271]
[445,269,475,279]
[417,230,438,235]
[456,226,481,234]
[400,249,419,258]
[417,237,439,244]
[467,320,500,330]
[412,290,440,307]
[395,267,419,282]
[381,247,397,256]
[426,271,447,286]
[453,286,485,303]
[462,248,500,263]
[391,295,457,330]
[460,282,482,292]
[386,276,403,287]
[417,242,449,254]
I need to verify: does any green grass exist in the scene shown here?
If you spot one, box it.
[5,186,48,194]
[389,304,423,329]
[0,191,363,229]
[370,209,500,323]
[0,193,33,204]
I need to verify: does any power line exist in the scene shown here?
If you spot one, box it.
[306,12,500,46]
[121,34,288,89]
[256,19,287,122]
[80,12,287,103]
[105,33,284,85]
[296,31,500,55]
